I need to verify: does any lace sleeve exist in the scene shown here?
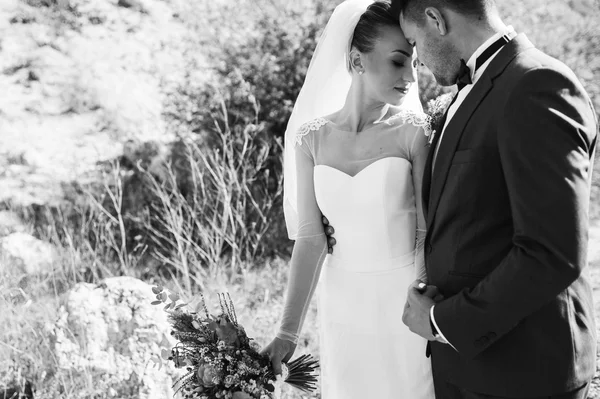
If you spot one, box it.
[277,120,328,343]
[389,110,430,282]
[385,108,432,140]
[293,117,328,148]
[400,117,431,282]
[407,122,430,283]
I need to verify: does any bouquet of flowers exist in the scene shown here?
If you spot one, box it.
[150,286,319,399]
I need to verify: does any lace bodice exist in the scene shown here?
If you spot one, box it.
[293,109,431,149]
[277,109,430,343]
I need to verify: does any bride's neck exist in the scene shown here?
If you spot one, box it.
[336,80,389,133]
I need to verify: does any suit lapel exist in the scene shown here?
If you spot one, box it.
[425,34,535,230]
[426,77,493,228]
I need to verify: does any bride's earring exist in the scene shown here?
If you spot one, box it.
[349,50,364,76]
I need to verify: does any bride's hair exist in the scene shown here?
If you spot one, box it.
[349,1,399,62]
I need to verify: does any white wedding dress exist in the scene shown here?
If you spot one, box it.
[277,109,435,399]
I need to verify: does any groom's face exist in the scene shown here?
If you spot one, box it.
[400,13,458,86]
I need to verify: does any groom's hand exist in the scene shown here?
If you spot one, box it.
[322,215,336,254]
[414,281,444,302]
[402,280,438,341]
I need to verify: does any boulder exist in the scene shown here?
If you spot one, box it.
[0,232,57,275]
[0,210,26,237]
[51,276,177,399]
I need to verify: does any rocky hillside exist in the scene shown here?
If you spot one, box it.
[1,0,598,210]
[0,0,193,206]
[0,0,599,398]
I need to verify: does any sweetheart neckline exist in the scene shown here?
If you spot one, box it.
[314,157,410,178]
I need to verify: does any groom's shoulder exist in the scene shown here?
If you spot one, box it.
[509,45,579,84]
[499,45,596,129]
[494,44,589,105]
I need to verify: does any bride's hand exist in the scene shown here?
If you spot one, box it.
[260,337,297,376]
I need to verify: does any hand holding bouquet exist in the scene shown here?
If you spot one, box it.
[150,287,318,399]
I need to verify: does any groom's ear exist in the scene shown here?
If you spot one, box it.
[424,7,448,36]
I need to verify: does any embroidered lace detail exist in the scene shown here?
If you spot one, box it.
[294,117,329,146]
[384,109,433,137]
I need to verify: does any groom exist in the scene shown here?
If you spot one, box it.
[392,0,598,398]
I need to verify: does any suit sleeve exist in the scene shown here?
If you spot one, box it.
[432,67,597,359]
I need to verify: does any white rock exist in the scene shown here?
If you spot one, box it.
[0,211,26,237]
[51,276,177,399]
[0,232,57,275]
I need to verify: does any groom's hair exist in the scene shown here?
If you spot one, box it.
[391,0,496,23]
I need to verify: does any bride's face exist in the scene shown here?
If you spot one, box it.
[358,25,417,106]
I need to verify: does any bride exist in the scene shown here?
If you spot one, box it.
[262,0,436,397]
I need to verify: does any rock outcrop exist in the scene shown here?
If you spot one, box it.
[51,276,177,399]
[0,232,58,275]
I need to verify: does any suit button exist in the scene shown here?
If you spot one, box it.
[488,332,497,340]
[480,336,490,346]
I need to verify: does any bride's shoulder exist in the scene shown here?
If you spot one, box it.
[294,117,330,146]
[385,107,431,132]
[298,116,330,133]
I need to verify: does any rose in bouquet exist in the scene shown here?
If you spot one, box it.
[150,287,318,399]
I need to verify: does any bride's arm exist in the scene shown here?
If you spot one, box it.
[277,139,328,343]
[409,125,430,283]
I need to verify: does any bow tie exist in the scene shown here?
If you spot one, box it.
[456,60,472,91]
[455,34,512,91]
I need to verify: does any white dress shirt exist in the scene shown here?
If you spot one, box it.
[430,26,517,350]
[432,26,517,171]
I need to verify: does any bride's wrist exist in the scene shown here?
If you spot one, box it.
[276,329,299,344]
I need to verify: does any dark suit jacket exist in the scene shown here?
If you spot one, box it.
[422,34,598,397]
